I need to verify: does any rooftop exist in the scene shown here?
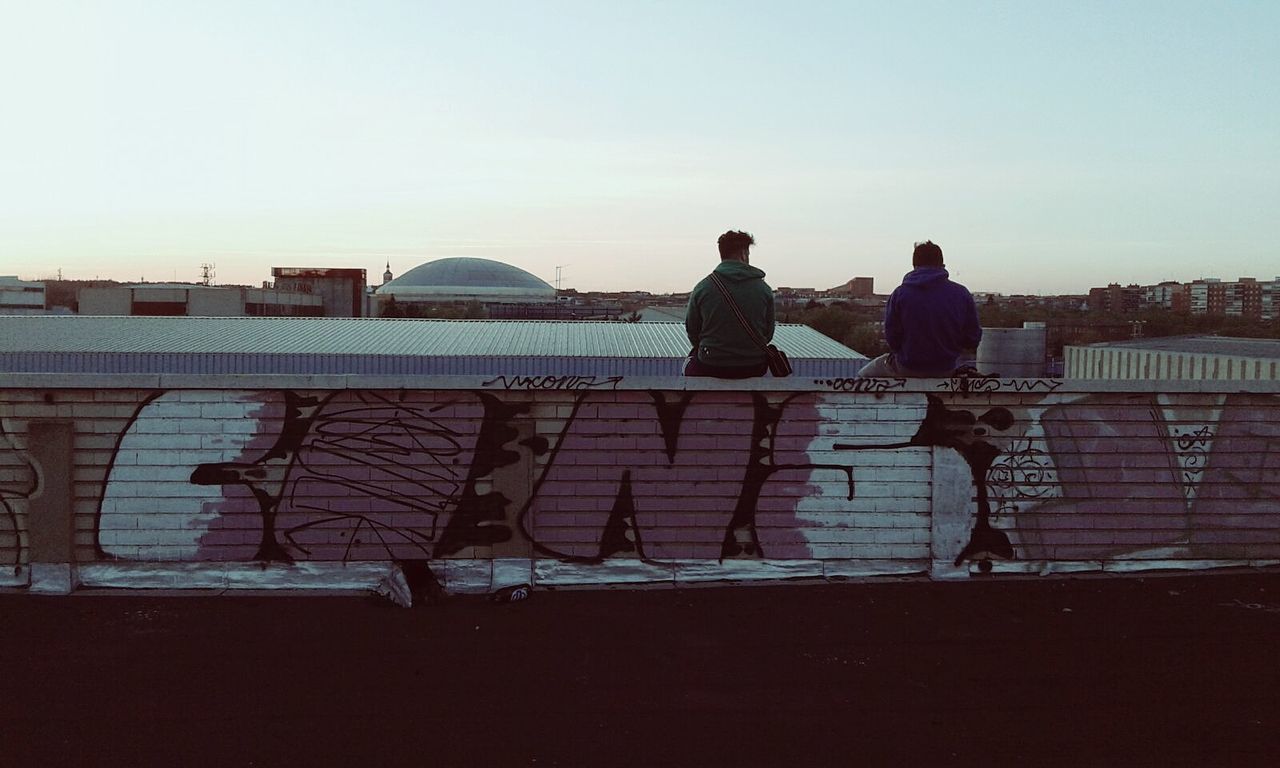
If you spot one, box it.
[0,316,865,377]
[1082,335,1280,359]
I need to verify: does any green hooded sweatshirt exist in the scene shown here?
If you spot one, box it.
[685,260,776,366]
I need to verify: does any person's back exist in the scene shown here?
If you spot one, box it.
[684,230,775,379]
[857,240,981,378]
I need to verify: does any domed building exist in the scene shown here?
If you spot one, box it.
[376,257,563,318]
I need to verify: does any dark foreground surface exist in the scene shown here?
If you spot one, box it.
[2,572,1280,767]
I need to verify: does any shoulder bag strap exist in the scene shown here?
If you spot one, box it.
[708,273,769,352]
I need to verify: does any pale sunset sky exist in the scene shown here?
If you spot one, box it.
[1,1,1276,294]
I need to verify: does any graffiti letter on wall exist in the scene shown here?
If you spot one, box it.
[1188,394,1280,557]
[100,390,527,562]
[0,421,37,568]
[519,391,853,563]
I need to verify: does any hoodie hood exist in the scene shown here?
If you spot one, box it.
[901,266,950,288]
[713,260,767,282]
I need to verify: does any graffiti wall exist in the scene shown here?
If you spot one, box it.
[2,381,1279,590]
[0,417,37,576]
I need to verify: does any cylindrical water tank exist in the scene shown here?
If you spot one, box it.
[977,325,1047,377]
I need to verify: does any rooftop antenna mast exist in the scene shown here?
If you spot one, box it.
[200,262,216,286]
[555,265,570,290]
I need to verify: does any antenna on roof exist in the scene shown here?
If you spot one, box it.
[200,263,216,286]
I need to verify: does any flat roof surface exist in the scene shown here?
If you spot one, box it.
[0,316,865,377]
[1081,335,1280,359]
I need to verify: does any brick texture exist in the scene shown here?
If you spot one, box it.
[0,385,1276,579]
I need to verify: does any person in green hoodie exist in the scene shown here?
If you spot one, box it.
[684,230,776,378]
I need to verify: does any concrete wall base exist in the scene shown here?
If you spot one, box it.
[28,563,76,594]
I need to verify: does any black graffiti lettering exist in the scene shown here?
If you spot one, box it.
[94,391,166,560]
[1172,425,1213,489]
[988,439,1055,503]
[598,470,644,560]
[515,391,856,564]
[1175,426,1213,452]
[189,390,331,561]
[937,378,1062,394]
[723,394,855,560]
[836,395,1016,567]
[651,392,693,464]
[262,392,325,461]
[180,391,525,562]
[0,420,38,569]
[819,378,906,393]
[433,393,526,557]
[82,384,1280,574]
[481,374,624,391]
[517,392,592,562]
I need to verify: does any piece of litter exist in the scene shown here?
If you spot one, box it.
[492,584,532,603]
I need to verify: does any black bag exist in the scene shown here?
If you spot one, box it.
[764,344,792,377]
[708,273,792,377]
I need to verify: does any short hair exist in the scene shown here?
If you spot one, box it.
[717,230,756,260]
[912,240,944,267]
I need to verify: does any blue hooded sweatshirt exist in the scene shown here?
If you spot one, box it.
[883,267,982,375]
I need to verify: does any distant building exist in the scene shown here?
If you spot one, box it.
[376,257,566,318]
[829,276,875,298]
[548,291,625,320]
[1143,281,1190,313]
[1188,278,1223,316]
[1225,278,1261,319]
[0,276,45,314]
[637,305,687,322]
[774,287,819,306]
[1087,283,1143,314]
[1086,277,1280,320]
[271,267,368,317]
[1066,336,1280,380]
[78,284,324,317]
[975,292,1087,312]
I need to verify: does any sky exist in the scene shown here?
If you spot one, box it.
[1,1,1277,295]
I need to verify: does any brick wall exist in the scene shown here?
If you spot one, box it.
[2,375,1278,594]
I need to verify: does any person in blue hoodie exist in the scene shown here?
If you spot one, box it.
[857,240,982,377]
[684,230,775,378]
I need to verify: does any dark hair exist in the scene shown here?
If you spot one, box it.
[912,240,944,267]
[717,230,755,260]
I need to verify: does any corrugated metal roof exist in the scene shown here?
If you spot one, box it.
[1084,335,1280,359]
[0,317,866,377]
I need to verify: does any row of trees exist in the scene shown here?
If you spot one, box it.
[778,303,889,357]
